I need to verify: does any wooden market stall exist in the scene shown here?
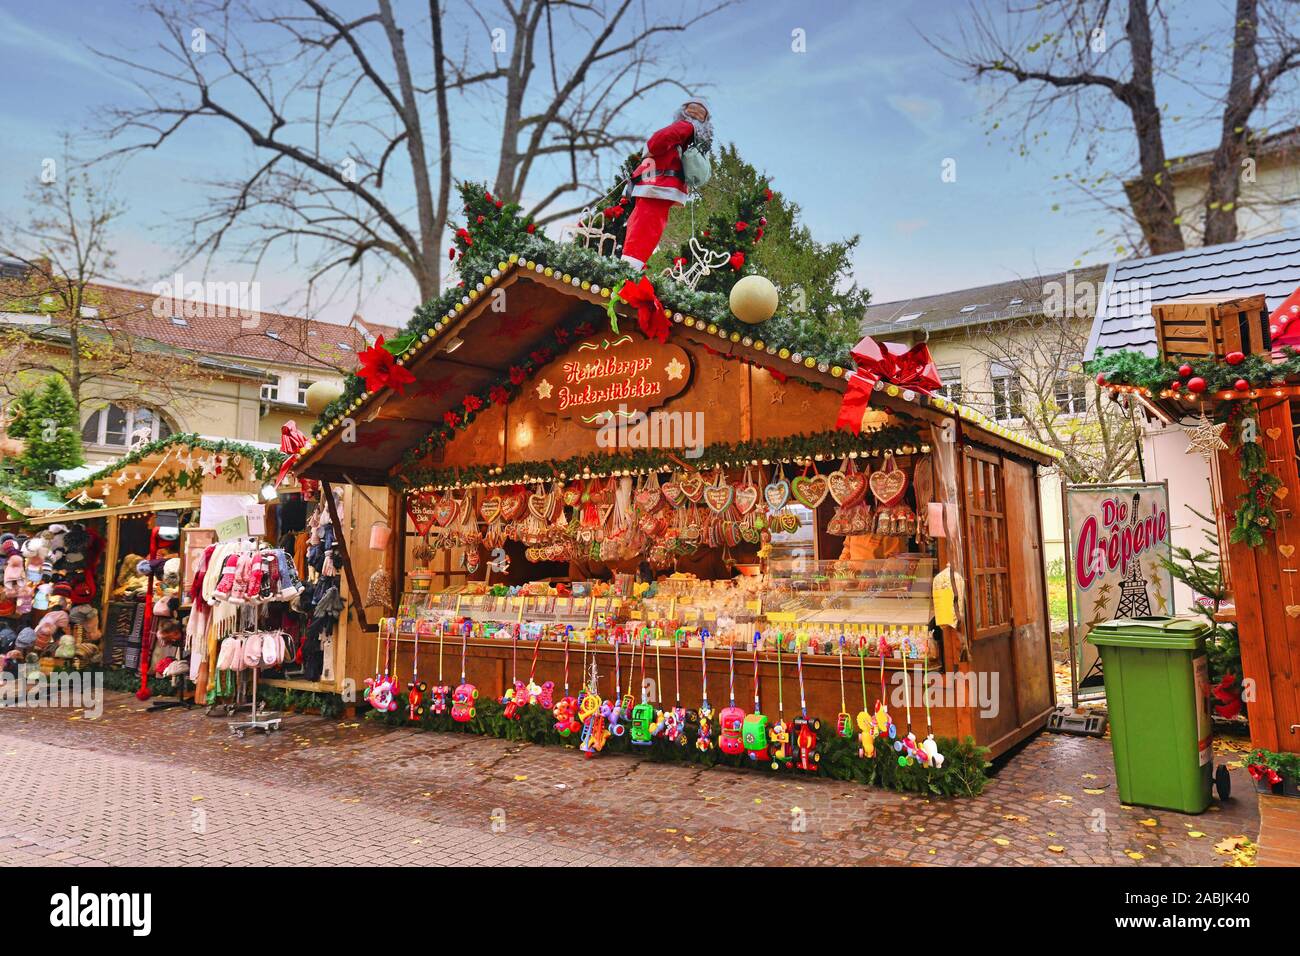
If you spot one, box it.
[291,258,1062,760]
[1095,292,1300,758]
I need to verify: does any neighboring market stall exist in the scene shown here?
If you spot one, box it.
[289,225,1064,781]
[1090,290,1300,779]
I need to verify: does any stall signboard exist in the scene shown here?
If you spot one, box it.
[1066,482,1175,688]
[533,333,691,426]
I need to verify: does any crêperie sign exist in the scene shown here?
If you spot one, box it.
[531,333,691,426]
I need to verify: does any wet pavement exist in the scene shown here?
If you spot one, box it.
[0,691,1261,866]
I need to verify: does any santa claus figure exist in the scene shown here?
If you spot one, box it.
[620,100,713,270]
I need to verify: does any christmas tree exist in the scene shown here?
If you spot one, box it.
[17,376,83,482]
[450,183,537,280]
[576,153,641,256]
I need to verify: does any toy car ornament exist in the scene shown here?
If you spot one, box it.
[793,645,820,772]
[451,620,477,722]
[718,641,746,755]
[429,620,451,715]
[695,631,715,752]
[741,635,769,761]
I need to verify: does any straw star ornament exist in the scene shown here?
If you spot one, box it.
[1183,415,1228,460]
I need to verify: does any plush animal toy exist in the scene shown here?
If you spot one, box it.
[873,699,896,740]
[920,734,945,769]
[768,717,792,769]
[855,710,875,758]
[451,682,478,722]
[430,684,451,716]
[553,696,582,736]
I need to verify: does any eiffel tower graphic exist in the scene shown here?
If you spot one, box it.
[1115,558,1153,618]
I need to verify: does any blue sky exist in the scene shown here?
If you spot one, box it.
[0,0,1278,323]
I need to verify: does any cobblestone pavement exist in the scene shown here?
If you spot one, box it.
[0,691,1260,866]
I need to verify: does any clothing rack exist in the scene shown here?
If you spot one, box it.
[212,536,284,737]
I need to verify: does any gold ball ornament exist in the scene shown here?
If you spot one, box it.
[304,380,345,414]
[728,274,778,324]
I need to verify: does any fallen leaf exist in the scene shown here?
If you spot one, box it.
[1081,773,1097,779]
[1083,788,1107,795]
[1138,818,1158,827]
[513,775,527,781]
[1214,835,1249,854]
[992,837,1012,846]
[1188,831,1206,839]
[1124,849,1145,861]
[664,828,678,834]
[1048,845,1065,853]
[1003,813,1029,822]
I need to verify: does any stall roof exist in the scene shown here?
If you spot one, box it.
[294,258,1060,483]
[1085,230,1300,359]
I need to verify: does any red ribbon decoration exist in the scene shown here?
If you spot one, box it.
[835,335,942,433]
[615,275,670,344]
[1248,763,1283,786]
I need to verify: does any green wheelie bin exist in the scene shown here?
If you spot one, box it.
[1087,615,1230,814]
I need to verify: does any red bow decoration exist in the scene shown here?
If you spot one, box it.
[835,335,942,433]
[276,421,319,497]
[609,276,670,343]
[1248,763,1283,786]
[358,335,417,395]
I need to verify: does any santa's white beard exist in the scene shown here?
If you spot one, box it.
[674,108,713,152]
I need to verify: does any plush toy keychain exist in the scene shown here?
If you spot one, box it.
[854,635,875,758]
[835,633,854,738]
[451,619,478,722]
[741,633,769,761]
[554,626,582,736]
[768,630,792,769]
[658,629,689,746]
[792,643,820,772]
[430,619,451,715]
[695,629,714,752]
[407,619,428,722]
[718,639,746,755]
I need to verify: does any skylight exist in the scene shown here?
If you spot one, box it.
[266,330,280,339]
[895,312,924,323]
[337,341,352,351]
[170,317,188,326]
[959,305,981,313]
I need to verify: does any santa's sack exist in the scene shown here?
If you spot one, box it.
[679,145,711,189]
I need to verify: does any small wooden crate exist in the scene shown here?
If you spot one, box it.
[1152,293,1271,361]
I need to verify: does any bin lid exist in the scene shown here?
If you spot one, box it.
[1086,615,1211,649]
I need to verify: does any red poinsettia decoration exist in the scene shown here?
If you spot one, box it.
[443,410,461,428]
[462,393,483,414]
[509,365,527,385]
[526,223,536,233]
[613,275,669,344]
[735,221,748,232]
[729,251,745,270]
[358,336,417,395]
[488,385,510,406]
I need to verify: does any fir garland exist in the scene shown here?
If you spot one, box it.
[369,693,991,797]
[398,424,922,491]
[1087,347,1300,395]
[1226,400,1281,548]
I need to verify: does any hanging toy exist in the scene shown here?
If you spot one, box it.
[430,618,451,716]
[854,636,874,759]
[629,638,656,745]
[451,619,478,723]
[873,639,897,742]
[768,630,792,769]
[579,653,610,757]
[792,644,820,773]
[918,651,945,768]
[893,636,920,767]
[553,627,582,736]
[835,634,853,738]
[500,624,525,719]
[718,639,746,755]
[695,630,715,752]
[364,618,400,712]
[741,633,770,761]
[657,629,689,746]
[407,619,428,722]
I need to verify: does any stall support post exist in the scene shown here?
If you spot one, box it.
[1061,481,1080,709]
[321,480,375,634]
[388,487,404,616]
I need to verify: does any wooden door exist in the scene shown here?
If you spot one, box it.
[1003,458,1055,724]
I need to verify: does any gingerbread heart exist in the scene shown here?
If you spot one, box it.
[781,512,800,533]
[499,490,525,521]
[678,473,705,502]
[1280,544,1296,558]
[479,495,502,523]
[764,478,791,512]
[434,497,457,527]
[1288,605,1300,619]
[869,468,908,507]
[528,491,553,521]
[662,481,685,509]
[635,484,662,513]
[1276,486,1290,501]
[562,484,582,508]
[704,482,735,514]
[827,469,867,506]
[792,474,829,509]
[733,484,759,516]
[1267,427,1283,440]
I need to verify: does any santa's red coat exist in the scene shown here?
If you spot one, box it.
[629,120,695,204]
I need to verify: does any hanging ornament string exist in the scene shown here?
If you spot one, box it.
[751,635,762,714]
[727,640,736,709]
[459,619,469,685]
[796,643,809,721]
[673,629,682,707]
[902,637,914,736]
[700,629,710,707]
[858,635,869,715]
[775,630,785,719]
[437,617,445,687]
[922,651,934,738]
[562,626,572,697]
[837,635,848,716]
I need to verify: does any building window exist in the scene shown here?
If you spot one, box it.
[935,365,963,405]
[1054,374,1088,415]
[990,363,1022,422]
[81,404,172,449]
[296,379,315,406]
[261,380,280,402]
